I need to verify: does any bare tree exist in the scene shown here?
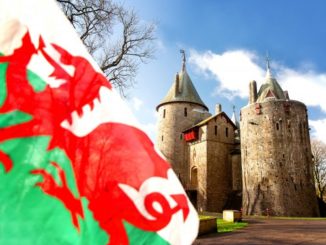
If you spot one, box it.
[311,139,326,201]
[56,0,155,95]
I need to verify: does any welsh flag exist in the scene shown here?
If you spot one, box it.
[0,0,199,244]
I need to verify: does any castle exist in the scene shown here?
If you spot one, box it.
[156,52,319,216]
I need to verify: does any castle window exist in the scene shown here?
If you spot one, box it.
[180,134,183,140]
[184,107,187,117]
[191,167,198,188]
[276,122,279,130]
[225,127,229,137]
[161,135,164,141]
[214,125,217,136]
[184,129,198,142]
[163,109,166,118]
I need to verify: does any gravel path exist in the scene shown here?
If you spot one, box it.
[194,218,326,245]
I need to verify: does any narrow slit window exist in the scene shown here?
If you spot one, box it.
[214,125,217,136]
[161,135,164,141]
[163,109,166,118]
[225,127,228,137]
[276,122,279,130]
[184,107,187,117]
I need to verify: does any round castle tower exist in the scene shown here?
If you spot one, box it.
[240,61,319,217]
[156,51,209,186]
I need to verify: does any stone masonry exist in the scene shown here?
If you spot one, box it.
[156,53,319,216]
[186,113,236,212]
[157,102,208,185]
[240,64,319,216]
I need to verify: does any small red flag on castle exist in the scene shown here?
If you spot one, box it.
[0,0,199,244]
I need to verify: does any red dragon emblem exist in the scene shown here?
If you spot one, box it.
[0,28,190,244]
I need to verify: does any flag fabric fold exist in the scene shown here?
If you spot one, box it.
[0,0,199,244]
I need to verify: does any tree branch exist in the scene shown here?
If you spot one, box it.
[57,0,156,96]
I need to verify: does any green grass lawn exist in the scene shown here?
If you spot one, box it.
[199,215,248,233]
[217,219,248,233]
[199,215,216,220]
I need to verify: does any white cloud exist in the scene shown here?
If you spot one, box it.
[126,98,157,142]
[189,48,326,143]
[139,122,157,142]
[309,119,326,144]
[153,110,159,120]
[130,97,144,111]
[279,69,326,111]
[140,111,159,143]
[189,49,326,111]
[189,49,265,99]
[155,39,167,52]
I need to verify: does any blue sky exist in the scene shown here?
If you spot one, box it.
[123,0,326,143]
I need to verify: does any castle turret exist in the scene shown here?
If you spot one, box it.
[231,105,240,130]
[240,59,319,217]
[215,104,222,114]
[256,62,286,102]
[249,80,257,104]
[156,51,209,186]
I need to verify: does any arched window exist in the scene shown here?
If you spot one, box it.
[191,167,198,188]
[184,107,187,117]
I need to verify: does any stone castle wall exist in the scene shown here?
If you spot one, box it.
[157,102,209,185]
[231,150,242,191]
[241,100,319,216]
[206,116,234,211]
[188,115,235,212]
[206,141,232,211]
[188,134,207,211]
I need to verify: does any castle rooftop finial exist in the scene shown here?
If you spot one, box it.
[265,52,272,78]
[156,50,208,111]
[180,49,186,71]
[231,105,239,128]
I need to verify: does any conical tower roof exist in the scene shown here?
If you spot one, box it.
[156,51,208,111]
[231,106,240,129]
[256,59,285,102]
